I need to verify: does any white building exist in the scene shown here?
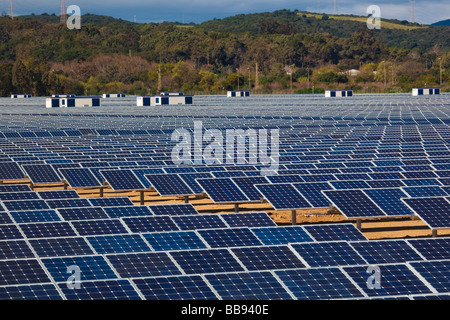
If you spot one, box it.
[227,90,250,97]
[102,93,126,98]
[46,96,102,108]
[325,90,353,98]
[11,94,32,98]
[412,87,440,96]
[137,94,193,106]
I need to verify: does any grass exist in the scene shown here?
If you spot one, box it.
[300,12,427,30]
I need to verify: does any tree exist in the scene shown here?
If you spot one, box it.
[0,62,13,96]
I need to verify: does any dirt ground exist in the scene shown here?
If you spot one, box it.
[21,181,450,240]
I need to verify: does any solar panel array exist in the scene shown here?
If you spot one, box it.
[1,93,450,300]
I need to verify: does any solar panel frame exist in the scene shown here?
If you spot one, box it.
[58,168,103,188]
[99,169,147,191]
[255,183,312,210]
[22,164,62,184]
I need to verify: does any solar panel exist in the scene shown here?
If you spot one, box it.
[142,231,208,251]
[231,245,306,270]
[19,222,77,239]
[178,172,214,194]
[363,188,414,217]
[349,239,424,264]
[149,203,199,216]
[42,256,118,282]
[219,212,277,228]
[106,252,181,278]
[36,190,80,200]
[197,227,262,248]
[407,238,450,260]
[0,240,35,260]
[204,271,292,300]
[58,168,103,188]
[231,176,269,201]
[290,241,367,267]
[343,264,433,297]
[275,267,365,300]
[59,279,142,300]
[122,216,179,233]
[171,214,228,231]
[9,210,60,224]
[255,183,311,210]
[0,259,51,285]
[71,219,128,236]
[0,162,25,180]
[402,186,448,197]
[22,164,61,184]
[330,180,371,190]
[251,226,313,245]
[323,189,386,218]
[409,260,450,293]
[100,169,147,191]
[103,205,153,218]
[366,179,406,188]
[0,184,31,192]
[2,199,50,211]
[145,174,195,196]
[292,182,334,208]
[0,191,40,201]
[196,178,249,203]
[57,207,108,220]
[302,223,367,242]
[88,197,134,207]
[29,237,94,257]
[402,197,450,229]
[46,198,92,209]
[87,234,151,254]
[133,275,218,300]
[131,168,165,188]
[169,248,245,274]
[0,284,63,300]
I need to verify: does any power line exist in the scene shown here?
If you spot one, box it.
[60,0,66,24]
[8,0,13,19]
[334,0,338,15]
[409,0,415,23]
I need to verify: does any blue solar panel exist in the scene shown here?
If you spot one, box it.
[0,284,62,300]
[42,256,118,282]
[0,191,39,201]
[106,252,181,278]
[330,180,371,190]
[122,216,179,233]
[0,259,51,285]
[100,169,147,191]
[363,188,414,217]
[402,178,441,186]
[292,182,334,208]
[196,178,249,203]
[366,179,406,188]
[179,172,214,194]
[197,227,262,248]
[231,245,306,270]
[231,176,269,201]
[19,222,77,239]
[255,183,311,210]
[407,238,450,260]
[171,214,228,230]
[57,207,108,220]
[267,175,304,183]
[169,248,245,274]
[58,168,102,188]
[275,267,364,300]
[251,226,313,245]
[29,237,94,257]
[323,189,386,218]
[131,168,165,188]
[37,190,80,200]
[59,279,142,300]
[143,231,208,251]
[3,199,50,211]
[88,197,134,207]
[149,203,199,216]
[22,164,61,184]
[87,234,151,254]
[9,210,60,224]
[204,271,292,300]
[291,241,367,267]
[45,198,92,209]
[303,223,367,242]
[0,240,35,260]
[349,239,424,264]
[409,260,450,293]
[71,219,128,236]
[133,275,218,300]
[343,264,433,297]
[0,162,25,180]
[146,174,194,196]
[0,184,31,192]
[402,197,450,229]
[402,186,448,197]
[103,205,153,218]
[219,212,277,228]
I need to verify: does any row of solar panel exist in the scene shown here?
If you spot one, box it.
[2,237,450,299]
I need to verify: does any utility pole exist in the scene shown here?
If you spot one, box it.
[255,63,259,89]
[248,67,251,91]
[439,57,443,87]
[237,68,240,91]
[334,0,338,15]
[382,61,386,90]
[8,0,13,19]
[409,0,415,24]
[60,0,67,24]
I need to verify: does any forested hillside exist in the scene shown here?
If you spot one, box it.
[0,10,448,97]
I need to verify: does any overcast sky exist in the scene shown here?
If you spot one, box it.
[7,0,449,25]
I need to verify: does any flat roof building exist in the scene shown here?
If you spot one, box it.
[137,94,193,106]
[412,87,440,96]
[46,96,102,108]
[227,90,250,97]
[325,90,353,98]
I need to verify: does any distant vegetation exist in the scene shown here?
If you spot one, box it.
[0,10,448,97]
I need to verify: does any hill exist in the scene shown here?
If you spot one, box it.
[16,13,134,25]
[431,19,450,26]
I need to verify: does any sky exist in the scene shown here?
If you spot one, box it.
[6,0,450,25]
